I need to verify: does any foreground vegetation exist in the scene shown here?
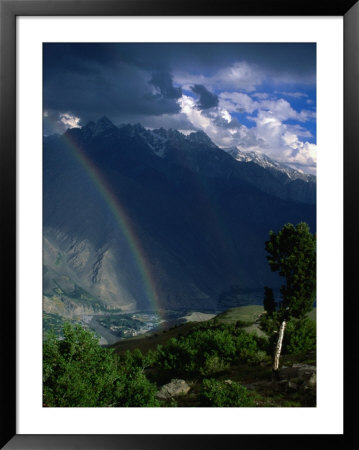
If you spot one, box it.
[43,323,159,407]
[43,308,316,407]
[43,221,316,407]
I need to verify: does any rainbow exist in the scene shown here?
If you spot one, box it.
[58,130,163,319]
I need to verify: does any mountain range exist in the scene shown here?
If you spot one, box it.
[43,116,316,317]
[225,147,316,182]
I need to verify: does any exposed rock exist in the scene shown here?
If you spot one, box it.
[279,366,299,380]
[156,379,191,400]
[281,364,315,378]
[293,364,316,376]
[244,380,272,390]
[302,372,316,391]
[287,381,299,391]
[307,372,316,387]
[279,363,316,391]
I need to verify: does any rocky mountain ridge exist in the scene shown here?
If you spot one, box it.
[43,117,316,317]
[224,146,316,183]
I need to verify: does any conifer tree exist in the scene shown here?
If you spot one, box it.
[265,222,316,377]
[263,286,276,315]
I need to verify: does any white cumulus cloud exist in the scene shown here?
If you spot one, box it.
[59,112,81,129]
[219,92,259,114]
[178,94,316,174]
[243,110,316,173]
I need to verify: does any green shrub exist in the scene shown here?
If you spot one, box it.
[43,323,119,407]
[261,315,316,356]
[190,327,238,360]
[114,370,159,407]
[201,379,254,407]
[43,323,159,407]
[247,350,270,365]
[156,323,266,377]
[200,355,229,376]
[233,330,260,363]
[156,337,197,377]
[283,318,316,354]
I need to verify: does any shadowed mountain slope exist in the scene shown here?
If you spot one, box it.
[43,117,316,316]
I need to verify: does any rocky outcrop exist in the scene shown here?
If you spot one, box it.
[279,363,316,391]
[155,379,191,400]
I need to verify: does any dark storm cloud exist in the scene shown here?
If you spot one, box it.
[149,71,182,99]
[100,43,315,78]
[44,67,179,124]
[43,44,182,128]
[43,43,315,134]
[43,43,120,77]
[191,84,219,110]
[126,43,315,81]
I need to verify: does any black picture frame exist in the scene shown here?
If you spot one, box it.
[1,1,357,448]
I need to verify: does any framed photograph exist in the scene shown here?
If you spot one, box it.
[1,0,357,448]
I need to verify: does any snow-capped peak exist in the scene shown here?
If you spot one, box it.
[142,128,169,157]
[224,147,315,182]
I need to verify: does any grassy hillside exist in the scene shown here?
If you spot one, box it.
[215,305,316,324]
[111,305,316,354]
[307,308,316,321]
[111,306,260,355]
[111,305,316,355]
[215,305,264,324]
